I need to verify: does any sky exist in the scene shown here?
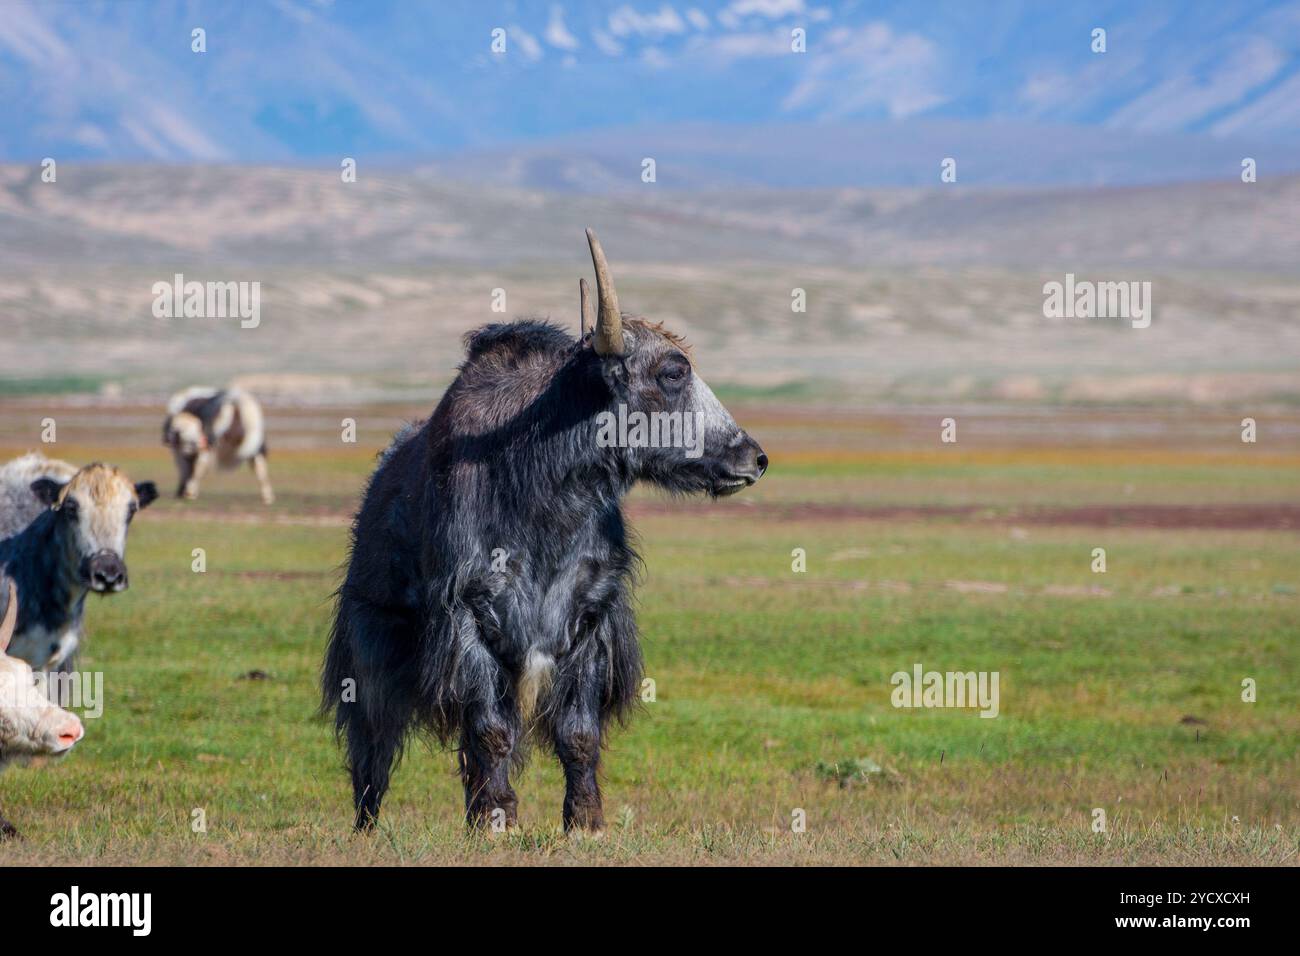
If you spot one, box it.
[1,0,1298,169]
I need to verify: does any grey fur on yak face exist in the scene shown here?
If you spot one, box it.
[580,228,767,496]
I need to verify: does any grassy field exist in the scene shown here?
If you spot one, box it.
[0,400,1297,865]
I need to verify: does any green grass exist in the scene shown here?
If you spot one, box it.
[1,418,1297,865]
[0,374,107,397]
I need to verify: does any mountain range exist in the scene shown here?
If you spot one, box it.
[3,1,1299,187]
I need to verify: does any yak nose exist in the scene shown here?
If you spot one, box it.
[43,713,84,754]
[740,436,768,482]
[89,554,127,592]
[56,715,84,750]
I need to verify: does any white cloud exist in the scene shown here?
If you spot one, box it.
[69,123,110,150]
[1017,71,1076,113]
[641,47,672,69]
[608,4,686,39]
[1106,38,1286,133]
[708,29,791,59]
[592,28,623,56]
[685,8,710,30]
[0,2,73,67]
[780,23,945,120]
[138,102,228,160]
[508,24,544,62]
[718,0,804,29]
[1211,71,1300,138]
[730,0,804,16]
[545,6,580,51]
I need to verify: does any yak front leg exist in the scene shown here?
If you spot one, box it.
[177,449,212,500]
[459,696,520,833]
[0,811,18,839]
[550,654,607,834]
[250,452,274,505]
[173,449,195,499]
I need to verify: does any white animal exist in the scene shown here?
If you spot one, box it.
[0,579,85,838]
[162,386,274,504]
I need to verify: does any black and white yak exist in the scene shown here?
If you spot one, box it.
[322,230,767,833]
[0,459,157,669]
[162,386,273,504]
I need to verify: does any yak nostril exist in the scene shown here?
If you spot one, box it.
[92,563,125,588]
[55,717,84,748]
[755,452,769,476]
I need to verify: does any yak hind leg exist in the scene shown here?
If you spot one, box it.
[346,705,408,831]
[329,597,418,832]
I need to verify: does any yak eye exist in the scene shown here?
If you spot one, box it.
[659,363,689,385]
[61,498,79,519]
[127,502,138,522]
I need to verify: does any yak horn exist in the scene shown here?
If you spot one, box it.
[0,580,16,651]
[579,278,594,337]
[585,228,624,355]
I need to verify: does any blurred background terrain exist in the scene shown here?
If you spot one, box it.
[0,1,1296,863]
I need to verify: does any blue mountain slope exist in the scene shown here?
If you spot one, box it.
[0,0,1296,185]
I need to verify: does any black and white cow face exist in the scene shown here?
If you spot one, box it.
[30,464,158,593]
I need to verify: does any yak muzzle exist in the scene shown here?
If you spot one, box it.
[713,435,768,496]
[83,551,128,593]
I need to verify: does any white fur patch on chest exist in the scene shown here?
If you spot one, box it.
[517,649,554,724]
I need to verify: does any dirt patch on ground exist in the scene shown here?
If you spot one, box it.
[222,569,334,581]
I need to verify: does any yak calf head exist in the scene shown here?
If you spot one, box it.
[0,581,84,767]
[581,230,767,497]
[162,411,208,498]
[30,464,157,593]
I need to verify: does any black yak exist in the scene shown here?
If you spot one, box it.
[322,230,767,833]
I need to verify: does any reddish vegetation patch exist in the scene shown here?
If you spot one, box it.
[630,501,1300,530]
[1017,504,1300,530]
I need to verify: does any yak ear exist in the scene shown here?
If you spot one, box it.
[135,482,159,510]
[599,354,630,396]
[30,477,67,506]
[0,580,17,654]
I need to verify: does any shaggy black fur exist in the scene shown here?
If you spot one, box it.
[322,318,766,831]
